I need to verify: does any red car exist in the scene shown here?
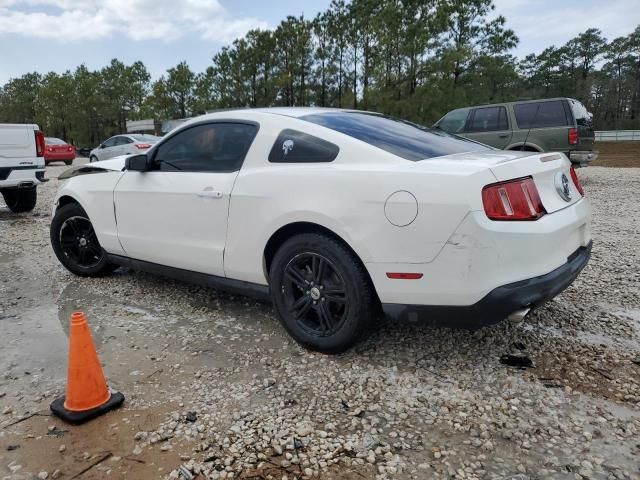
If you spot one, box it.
[44,137,75,165]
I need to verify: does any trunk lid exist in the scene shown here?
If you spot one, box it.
[435,150,581,213]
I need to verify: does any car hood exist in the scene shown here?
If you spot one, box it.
[89,156,128,171]
[57,155,128,180]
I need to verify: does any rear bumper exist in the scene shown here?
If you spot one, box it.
[569,150,598,165]
[383,241,592,327]
[45,152,75,162]
[0,165,47,188]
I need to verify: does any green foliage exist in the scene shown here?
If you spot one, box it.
[1,0,638,147]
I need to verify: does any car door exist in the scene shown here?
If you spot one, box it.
[97,136,118,160]
[463,106,512,148]
[113,121,259,277]
[116,136,135,155]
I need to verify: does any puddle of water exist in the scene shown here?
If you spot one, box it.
[0,305,68,381]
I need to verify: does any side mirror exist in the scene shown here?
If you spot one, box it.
[99,143,105,149]
[125,154,151,172]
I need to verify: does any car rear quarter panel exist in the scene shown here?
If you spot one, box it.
[223,114,497,285]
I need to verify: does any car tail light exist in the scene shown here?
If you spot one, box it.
[482,177,546,221]
[68,146,73,152]
[134,143,151,149]
[569,166,584,196]
[35,130,45,157]
[568,128,578,145]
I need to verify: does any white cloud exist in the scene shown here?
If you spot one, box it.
[0,0,268,42]
[493,0,639,57]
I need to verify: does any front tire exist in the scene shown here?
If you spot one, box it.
[50,203,117,276]
[2,187,37,213]
[270,233,377,354]
[89,156,98,163]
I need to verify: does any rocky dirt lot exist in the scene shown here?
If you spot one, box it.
[0,160,639,480]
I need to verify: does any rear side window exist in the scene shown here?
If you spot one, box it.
[269,129,339,163]
[514,101,570,129]
[102,137,118,147]
[568,99,593,127]
[467,107,509,132]
[154,122,258,172]
[301,112,490,161]
[436,108,470,133]
[116,137,133,145]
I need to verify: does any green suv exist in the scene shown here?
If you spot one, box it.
[434,98,597,166]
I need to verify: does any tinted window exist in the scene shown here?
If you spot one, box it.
[269,129,339,163]
[301,112,490,161]
[514,101,570,128]
[102,137,118,147]
[45,137,66,144]
[436,108,470,133]
[153,122,258,172]
[468,107,508,132]
[117,137,133,145]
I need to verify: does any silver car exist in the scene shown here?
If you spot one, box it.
[89,134,161,162]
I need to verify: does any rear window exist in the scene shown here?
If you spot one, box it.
[514,101,570,129]
[45,137,66,144]
[301,112,490,161]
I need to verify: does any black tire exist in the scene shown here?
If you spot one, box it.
[89,156,98,163]
[270,233,377,354]
[50,203,117,276]
[2,187,37,213]
[64,160,73,166]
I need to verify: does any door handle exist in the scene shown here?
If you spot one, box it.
[498,133,510,138]
[197,190,223,199]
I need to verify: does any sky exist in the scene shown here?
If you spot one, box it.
[0,0,638,85]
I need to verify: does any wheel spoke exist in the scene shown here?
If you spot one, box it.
[324,293,346,304]
[290,295,312,317]
[313,256,326,284]
[317,302,335,332]
[285,266,308,290]
[66,219,81,236]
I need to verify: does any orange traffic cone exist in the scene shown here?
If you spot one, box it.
[50,312,124,424]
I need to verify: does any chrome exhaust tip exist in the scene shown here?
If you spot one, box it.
[507,307,531,322]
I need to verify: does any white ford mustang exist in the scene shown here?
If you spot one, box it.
[51,108,592,353]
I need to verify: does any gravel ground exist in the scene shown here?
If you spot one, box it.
[0,161,639,480]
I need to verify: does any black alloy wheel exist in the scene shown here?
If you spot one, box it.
[50,203,117,276]
[271,233,377,353]
[59,216,103,269]
[282,252,349,337]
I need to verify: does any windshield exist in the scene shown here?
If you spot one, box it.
[45,137,66,144]
[130,134,160,142]
[301,111,490,161]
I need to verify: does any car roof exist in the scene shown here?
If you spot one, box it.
[194,107,362,122]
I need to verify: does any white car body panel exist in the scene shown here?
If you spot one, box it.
[0,123,45,189]
[53,108,592,311]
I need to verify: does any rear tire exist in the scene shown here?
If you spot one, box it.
[2,187,37,213]
[270,233,377,354]
[89,156,98,163]
[50,203,117,276]
[64,160,73,166]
